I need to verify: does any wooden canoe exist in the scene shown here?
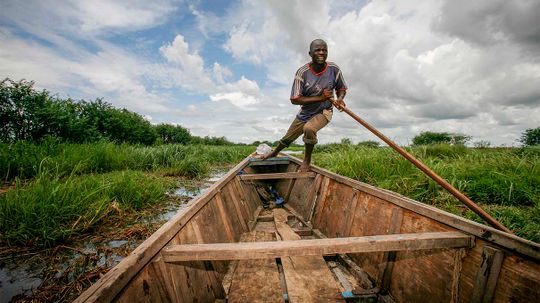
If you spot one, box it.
[75,155,540,303]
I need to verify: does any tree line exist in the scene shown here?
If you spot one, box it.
[2,78,538,147]
[1,79,233,145]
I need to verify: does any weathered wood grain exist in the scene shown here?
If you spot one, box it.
[228,231,283,303]
[273,208,344,302]
[162,231,474,262]
[239,172,315,180]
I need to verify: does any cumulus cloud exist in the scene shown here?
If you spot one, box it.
[1,0,539,145]
[0,0,178,37]
[434,0,540,55]
[214,0,540,144]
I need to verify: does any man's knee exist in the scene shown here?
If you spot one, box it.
[303,125,318,145]
[303,125,316,137]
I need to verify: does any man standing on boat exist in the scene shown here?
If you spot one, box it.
[262,39,347,171]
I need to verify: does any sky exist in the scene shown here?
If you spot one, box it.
[1,0,539,146]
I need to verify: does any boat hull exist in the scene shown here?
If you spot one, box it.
[75,155,540,303]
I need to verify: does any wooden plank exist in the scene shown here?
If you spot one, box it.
[228,231,283,303]
[379,208,404,293]
[286,155,540,261]
[248,205,264,231]
[258,214,295,222]
[74,157,253,303]
[163,231,474,262]
[302,174,323,220]
[114,258,172,303]
[239,172,316,181]
[214,192,235,242]
[388,209,457,302]
[249,160,290,166]
[346,192,396,280]
[189,221,226,300]
[224,186,249,232]
[470,246,504,303]
[451,248,467,303]
[273,208,344,303]
[311,176,331,226]
[235,176,262,218]
[312,229,374,291]
[482,252,540,302]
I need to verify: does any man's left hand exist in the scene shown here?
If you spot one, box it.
[331,98,346,111]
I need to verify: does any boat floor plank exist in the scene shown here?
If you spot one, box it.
[228,231,283,303]
[273,208,344,303]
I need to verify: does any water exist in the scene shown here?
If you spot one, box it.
[0,263,43,302]
[0,169,228,302]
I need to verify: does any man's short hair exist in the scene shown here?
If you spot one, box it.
[310,39,327,52]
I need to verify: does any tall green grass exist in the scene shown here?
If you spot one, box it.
[314,144,540,242]
[0,169,174,247]
[0,141,254,180]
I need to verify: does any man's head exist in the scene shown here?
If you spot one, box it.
[309,39,328,65]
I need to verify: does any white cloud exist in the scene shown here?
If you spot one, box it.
[212,62,232,84]
[1,0,539,145]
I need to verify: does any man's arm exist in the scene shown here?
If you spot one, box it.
[291,89,333,105]
[333,90,346,110]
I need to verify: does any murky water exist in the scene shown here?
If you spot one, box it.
[0,169,227,303]
[0,262,43,302]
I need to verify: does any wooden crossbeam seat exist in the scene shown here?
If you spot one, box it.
[239,171,316,181]
[162,231,474,262]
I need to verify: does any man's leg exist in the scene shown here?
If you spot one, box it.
[299,112,330,171]
[262,118,304,160]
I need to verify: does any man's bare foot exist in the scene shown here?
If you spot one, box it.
[298,162,311,172]
[261,150,278,160]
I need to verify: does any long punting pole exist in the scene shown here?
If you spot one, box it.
[333,103,511,233]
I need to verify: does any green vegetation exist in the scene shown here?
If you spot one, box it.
[314,144,540,242]
[0,170,173,246]
[0,78,235,146]
[520,127,540,146]
[412,131,471,145]
[0,141,253,181]
[0,143,253,247]
[1,78,538,247]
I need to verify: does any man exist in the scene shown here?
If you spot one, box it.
[262,39,347,171]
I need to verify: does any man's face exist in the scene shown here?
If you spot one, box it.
[309,42,328,65]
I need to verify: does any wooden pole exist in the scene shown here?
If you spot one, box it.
[333,103,511,233]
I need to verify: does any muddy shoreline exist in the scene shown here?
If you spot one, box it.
[0,169,227,303]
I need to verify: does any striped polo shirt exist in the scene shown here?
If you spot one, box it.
[290,62,347,122]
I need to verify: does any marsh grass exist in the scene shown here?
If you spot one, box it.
[0,169,174,247]
[314,144,540,242]
[0,141,254,180]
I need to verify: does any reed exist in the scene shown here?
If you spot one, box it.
[0,169,174,247]
[0,142,254,180]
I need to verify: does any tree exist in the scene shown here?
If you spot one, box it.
[357,140,380,148]
[155,124,192,144]
[340,138,352,145]
[473,140,491,148]
[0,78,157,145]
[412,131,471,146]
[1,79,55,142]
[520,127,540,146]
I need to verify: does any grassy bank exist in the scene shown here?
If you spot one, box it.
[314,144,540,242]
[0,170,175,247]
[0,142,254,247]
[1,142,538,245]
[0,141,254,180]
